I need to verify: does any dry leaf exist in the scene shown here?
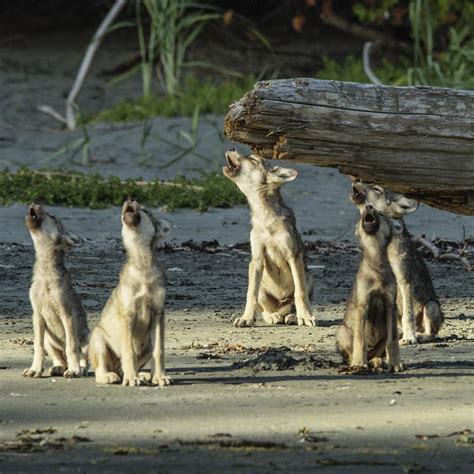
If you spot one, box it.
[292,15,305,33]
[223,10,234,27]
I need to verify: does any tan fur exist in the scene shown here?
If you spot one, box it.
[350,180,443,344]
[89,200,172,387]
[223,149,315,327]
[336,206,404,372]
[23,202,88,378]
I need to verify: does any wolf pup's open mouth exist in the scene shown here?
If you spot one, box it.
[25,203,43,229]
[123,203,135,214]
[223,150,241,179]
[122,200,141,227]
[362,206,380,234]
[30,207,39,220]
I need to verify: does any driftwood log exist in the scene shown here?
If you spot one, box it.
[224,79,474,216]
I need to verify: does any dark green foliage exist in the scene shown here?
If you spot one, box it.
[90,76,256,123]
[0,168,246,212]
[317,55,408,85]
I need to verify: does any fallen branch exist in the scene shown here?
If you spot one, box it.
[38,0,127,129]
[414,235,472,270]
[437,253,472,270]
[66,0,127,130]
[36,106,68,126]
[414,235,441,258]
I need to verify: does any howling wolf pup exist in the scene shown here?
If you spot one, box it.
[336,205,404,372]
[89,199,172,387]
[350,179,443,344]
[24,202,89,378]
[223,148,315,327]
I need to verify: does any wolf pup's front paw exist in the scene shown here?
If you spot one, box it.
[387,362,406,373]
[262,312,284,325]
[49,366,66,377]
[95,371,121,384]
[284,314,297,325]
[122,373,141,387]
[348,365,370,374]
[152,375,173,387]
[400,333,418,346]
[297,314,316,327]
[138,372,152,383]
[22,367,43,378]
[369,357,384,371]
[233,316,254,327]
[415,332,435,343]
[64,367,82,378]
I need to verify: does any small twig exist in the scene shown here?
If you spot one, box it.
[37,106,67,125]
[414,235,472,270]
[363,42,383,85]
[438,253,472,271]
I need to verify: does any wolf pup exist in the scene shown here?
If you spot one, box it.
[336,205,404,372]
[89,200,172,387]
[351,180,443,344]
[23,202,88,378]
[223,148,315,327]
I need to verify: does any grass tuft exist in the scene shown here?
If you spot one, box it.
[316,55,407,85]
[0,168,246,212]
[90,76,256,123]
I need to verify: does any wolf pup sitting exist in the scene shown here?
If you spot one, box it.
[336,205,404,372]
[223,148,315,327]
[89,199,172,387]
[24,202,89,378]
[351,180,443,344]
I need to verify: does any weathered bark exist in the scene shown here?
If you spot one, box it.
[224,79,474,216]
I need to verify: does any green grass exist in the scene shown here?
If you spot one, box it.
[0,168,246,212]
[91,58,408,125]
[316,55,407,85]
[89,55,411,125]
[90,75,256,123]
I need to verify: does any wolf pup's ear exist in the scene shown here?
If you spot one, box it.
[388,194,419,218]
[157,219,172,240]
[268,166,298,184]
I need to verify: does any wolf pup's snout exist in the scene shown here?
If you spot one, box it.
[223,148,242,179]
